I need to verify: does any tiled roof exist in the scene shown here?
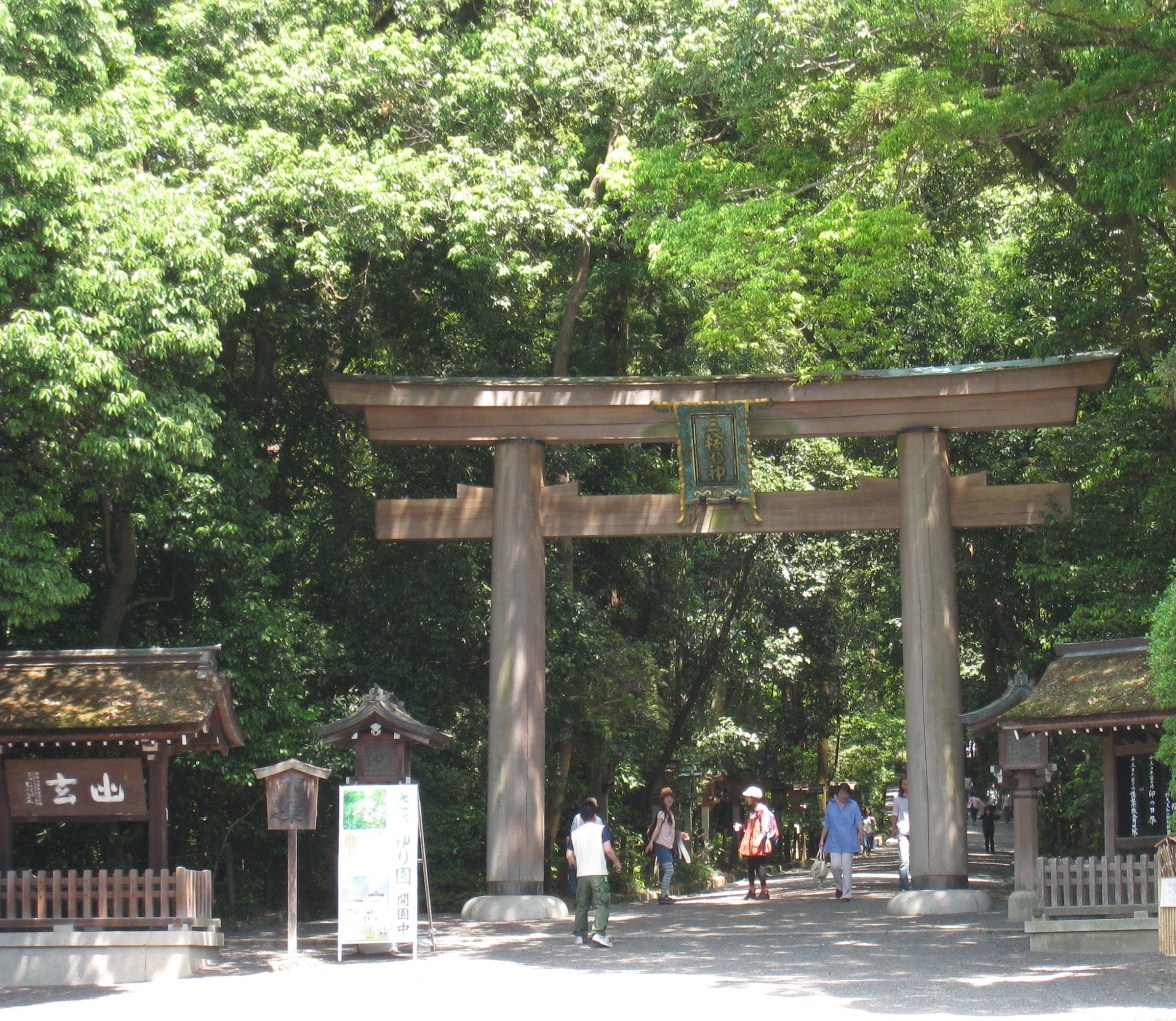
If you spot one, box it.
[0,647,246,749]
[317,685,452,749]
[996,639,1173,730]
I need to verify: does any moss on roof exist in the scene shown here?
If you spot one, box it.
[0,648,244,745]
[1000,647,1167,724]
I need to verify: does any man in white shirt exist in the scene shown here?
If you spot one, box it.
[566,799,622,948]
[890,776,911,891]
[567,796,603,896]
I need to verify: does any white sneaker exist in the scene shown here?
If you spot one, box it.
[589,932,614,949]
[572,935,585,946]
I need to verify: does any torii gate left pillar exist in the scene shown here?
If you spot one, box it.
[485,440,549,899]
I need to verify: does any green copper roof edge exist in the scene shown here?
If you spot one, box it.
[325,350,1120,387]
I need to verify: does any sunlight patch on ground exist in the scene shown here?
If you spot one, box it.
[955,964,1106,988]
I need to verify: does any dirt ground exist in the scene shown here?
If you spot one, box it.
[3,819,1175,1021]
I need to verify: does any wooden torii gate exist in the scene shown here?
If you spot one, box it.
[329,352,1118,918]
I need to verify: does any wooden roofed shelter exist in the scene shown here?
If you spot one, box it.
[329,351,1118,918]
[1000,638,1172,859]
[0,646,246,872]
[971,638,1175,922]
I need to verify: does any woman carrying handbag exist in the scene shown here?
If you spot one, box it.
[644,787,689,905]
[734,785,779,900]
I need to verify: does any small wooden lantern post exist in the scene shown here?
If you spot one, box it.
[254,759,332,957]
[316,686,452,783]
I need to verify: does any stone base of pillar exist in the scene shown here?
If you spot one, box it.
[886,889,994,916]
[461,895,569,922]
[913,874,970,890]
[1007,890,1037,922]
[486,880,546,895]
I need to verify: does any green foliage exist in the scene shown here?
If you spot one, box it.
[656,854,722,894]
[1150,576,1176,798]
[4,0,1176,916]
[1037,734,1106,857]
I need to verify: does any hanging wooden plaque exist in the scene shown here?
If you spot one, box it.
[5,759,148,821]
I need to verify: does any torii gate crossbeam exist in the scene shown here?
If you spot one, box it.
[329,352,1118,919]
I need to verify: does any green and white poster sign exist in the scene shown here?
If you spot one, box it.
[337,783,420,959]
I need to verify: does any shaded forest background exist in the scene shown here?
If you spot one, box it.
[3,0,1176,914]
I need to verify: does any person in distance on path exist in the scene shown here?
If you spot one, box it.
[644,787,689,905]
[981,803,997,854]
[734,785,778,900]
[890,776,911,891]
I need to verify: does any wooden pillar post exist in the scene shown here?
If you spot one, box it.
[287,830,298,956]
[146,747,169,870]
[1006,769,1044,920]
[0,760,12,871]
[898,428,968,889]
[1103,735,1116,858]
[486,439,546,895]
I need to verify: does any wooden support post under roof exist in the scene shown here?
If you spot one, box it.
[147,748,169,871]
[0,762,10,872]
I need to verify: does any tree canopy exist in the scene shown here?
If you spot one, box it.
[2,0,1174,910]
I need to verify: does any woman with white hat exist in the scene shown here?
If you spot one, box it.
[734,785,778,900]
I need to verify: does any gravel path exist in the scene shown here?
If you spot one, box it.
[3,820,1174,1020]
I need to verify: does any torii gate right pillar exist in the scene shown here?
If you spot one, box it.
[894,428,988,912]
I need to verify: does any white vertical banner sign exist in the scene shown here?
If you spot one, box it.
[337,783,420,960]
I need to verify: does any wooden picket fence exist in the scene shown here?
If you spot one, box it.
[0,868,217,930]
[1036,855,1158,917]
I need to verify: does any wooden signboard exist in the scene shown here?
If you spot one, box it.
[669,401,762,525]
[5,759,148,821]
[1115,752,1174,839]
[263,769,322,830]
[999,730,1048,772]
[338,784,420,960]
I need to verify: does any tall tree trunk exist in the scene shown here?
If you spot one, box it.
[98,496,137,646]
[817,731,830,811]
[999,138,1158,365]
[546,142,617,829]
[602,263,631,374]
[982,55,1159,366]
[1107,211,1157,364]
[551,134,615,377]
[550,137,616,593]
[545,726,575,858]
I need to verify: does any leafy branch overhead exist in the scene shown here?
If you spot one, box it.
[1,0,1175,903]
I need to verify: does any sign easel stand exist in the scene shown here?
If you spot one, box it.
[419,813,437,952]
